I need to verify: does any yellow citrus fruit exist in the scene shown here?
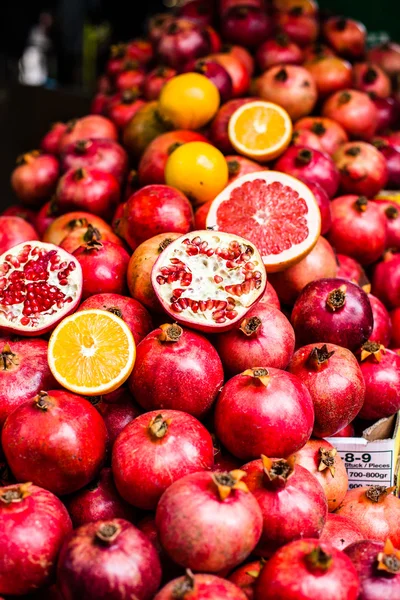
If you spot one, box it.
[228,100,293,162]
[48,309,136,396]
[158,73,220,130]
[165,141,229,205]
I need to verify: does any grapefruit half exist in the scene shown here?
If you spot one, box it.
[206,171,321,272]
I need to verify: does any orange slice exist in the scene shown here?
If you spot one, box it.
[228,101,292,163]
[48,309,136,396]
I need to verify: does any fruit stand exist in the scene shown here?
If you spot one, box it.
[1,0,400,598]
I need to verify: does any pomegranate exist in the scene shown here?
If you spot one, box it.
[157,19,210,69]
[337,485,400,546]
[304,56,353,97]
[243,456,327,556]
[303,42,336,61]
[291,278,374,350]
[212,437,242,473]
[229,559,265,599]
[43,211,113,245]
[148,13,175,45]
[323,17,366,59]
[0,241,83,336]
[143,66,177,101]
[220,0,266,15]
[288,342,365,437]
[184,58,233,103]
[155,469,263,572]
[214,303,295,376]
[372,251,400,308]
[126,39,153,65]
[57,519,162,600]
[215,367,314,459]
[256,65,317,122]
[373,142,400,189]
[1,204,37,223]
[369,293,392,346]
[211,51,251,97]
[275,147,340,198]
[77,293,152,345]
[291,129,325,152]
[353,63,391,99]
[322,90,378,140]
[269,237,337,305]
[65,468,135,528]
[0,215,39,254]
[226,155,265,182]
[56,168,120,220]
[90,91,111,115]
[0,483,72,596]
[106,91,146,130]
[378,131,400,153]
[129,323,224,418]
[11,151,59,206]
[73,239,130,300]
[209,98,256,154]
[345,539,400,600]
[336,253,369,288]
[391,308,400,347]
[221,6,272,49]
[154,572,248,600]
[321,514,363,551]
[256,281,280,309]
[113,409,214,509]
[373,97,400,133]
[35,201,57,237]
[177,0,215,27]
[367,42,400,78]
[151,231,267,333]
[60,139,128,183]
[221,43,255,75]
[357,344,400,420]
[58,115,118,153]
[331,422,356,437]
[207,25,223,54]
[106,43,128,78]
[40,122,67,154]
[127,233,182,312]
[90,390,141,449]
[137,514,182,579]
[0,338,57,428]
[59,222,124,254]
[294,117,349,156]
[334,142,388,197]
[293,439,349,511]
[275,11,319,47]
[256,34,303,71]
[114,62,145,92]
[123,101,170,160]
[256,538,360,600]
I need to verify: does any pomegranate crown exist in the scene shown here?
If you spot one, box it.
[377,539,400,574]
[262,455,295,487]
[212,470,249,501]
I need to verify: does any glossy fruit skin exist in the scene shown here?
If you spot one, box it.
[0,483,72,596]
[57,518,162,600]
[369,293,392,347]
[121,185,194,249]
[322,90,378,141]
[184,58,233,103]
[215,368,314,460]
[291,129,325,152]
[334,142,388,198]
[129,325,224,419]
[367,42,400,77]
[210,98,255,154]
[293,439,349,511]
[60,222,124,254]
[1,203,37,224]
[336,254,369,288]
[0,338,57,429]
[43,211,113,246]
[269,237,337,305]
[255,539,360,600]
[275,12,319,47]
[40,122,68,154]
[0,215,39,254]
[291,278,374,351]
[214,303,295,376]
[35,200,57,237]
[256,35,303,71]
[60,139,128,184]
[77,293,153,346]
[275,146,340,198]
[320,514,363,551]
[353,63,392,99]
[115,65,146,92]
[345,539,400,600]
[127,233,182,312]
[226,155,265,182]
[126,39,153,65]
[294,117,349,156]
[372,253,400,309]
[391,308,400,347]
[377,145,400,189]
[337,486,400,547]
[256,281,281,310]
[304,56,353,97]
[212,52,251,97]
[65,468,135,528]
[256,65,317,122]
[323,17,366,59]
[73,241,130,300]
[228,559,265,600]
[156,19,210,69]
[113,409,214,509]
[221,6,272,49]
[143,66,178,101]
[123,101,170,160]
[155,573,248,600]
[11,152,59,206]
[373,97,400,133]
[2,390,107,496]
[242,459,327,557]
[106,92,146,130]
[59,115,118,153]
[156,470,263,572]
[91,390,141,449]
[358,349,400,420]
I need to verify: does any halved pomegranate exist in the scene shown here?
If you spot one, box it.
[151,231,267,332]
[0,242,82,336]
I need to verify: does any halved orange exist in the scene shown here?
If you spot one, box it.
[228,101,292,163]
[48,309,136,396]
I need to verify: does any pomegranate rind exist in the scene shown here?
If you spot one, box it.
[206,170,321,272]
[151,230,267,332]
[0,241,83,336]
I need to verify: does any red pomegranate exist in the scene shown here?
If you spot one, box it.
[322,90,378,140]
[143,66,177,101]
[242,456,327,556]
[221,44,255,76]
[211,51,251,97]
[60,139,128,184]
[126,38,153,65]
[372,251,400,308]
[256,538,360,600]
[155,469,263,572]
[256,34,303,71]
[358,344,400,420]
[154,572,248,600]
[275,11,319,47]
[177,0,215,27]
[291,129,325,152]
[226,155,265,182]
[288,343,365,437]
[254,281,281,310]
[184,58,233,103]
[34,200,57,237]
[369,293,392,346]
[373,97,400,132]
[114,63,146,92]
[57,519,162,600]
[391,308,400,347]
[59,222,124,254]
[11,151,59,206]
[303,42,335,61]
[209,98,256,154]
[367,42,400,78]
[328,195,387,265]
[353,63,391,99]
[291,278,374,351]
[2,390,107,495]
[40,122,67,154]
[373,142,400,189]
[331,422,356,437]
[334,142,388,197]
[148,13,175,45]
[215,367,314,459]
[0,215,39,254]
[156,19,210,69]
[323,17,366,59]
[43,211,113,245]
[294,117,349,156]
[221,6,272,49]
[0,483,72,596]
[129,323,224,418]
[106,43,128,78]
[58,115,118,153]
[90,390,141,449]
[229,558,265,600]
[207,25,223,54]
[137,514,182,579]
[106,91,146,130]
[256,65,317,122]
[112,409,214,509]
[90,91,112,115]
[336,253,369,288]
[320,514,363,551]
[1,204,37,224]
[304,56,353,97]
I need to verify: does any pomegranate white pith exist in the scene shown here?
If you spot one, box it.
[151,231,267,332]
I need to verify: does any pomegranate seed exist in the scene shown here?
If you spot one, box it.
[212,310,225,320]
[171,302,183,312]
[214,275,223,284]
[226,310,238,320]
[178,298,189,309]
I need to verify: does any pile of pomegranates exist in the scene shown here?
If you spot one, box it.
[2,0,400,597]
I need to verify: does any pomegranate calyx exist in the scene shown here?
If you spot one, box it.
[148,413,171,439]
[66,118,78,133]
[74,139,90,154]
[167,22,180,35]
[227,159,240,177]
[110,43,127,58]
[326,285,347,312]
[1,343,19,371]
[275,32,290,47]
[83,224,102,244]
[296,149,313,165]
[16,150,41,166]
[243,368,270,387]
[377,539,400,574]
[360,341,385,362]
[0,483,32,505]
[290,6,303,16]
[246,561,265,579]
[354,196,368,212]
[159,323,183,343]
[35,391,52,411]
[346,146,362,157]
[121,89,139,104]
[158,237,175,253]
[74,167,86,181]
[173,570,195,598]
[123,59,140,71]
[305,547,333,572]
[307,345,335,371]
[213,470,249,501]
[262,455,295,487]
[96,523,122,544]
[311,121,327,136]
[84,239,104,252]
[386,205,399,220]
[106,307,123,319]
[240,316,262,337]
[335,17,348,31]
[318,447,337,477]
[338,91,352,105]
[67,217,89,231]
[275,68,289,82]
[365,485,396,503]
